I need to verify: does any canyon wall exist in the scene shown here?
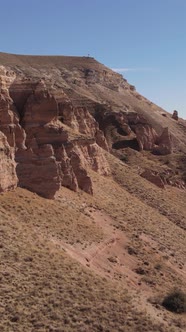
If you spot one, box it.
[0,57,181,197]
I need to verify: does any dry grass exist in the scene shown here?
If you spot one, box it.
[0,188,173,332]
[0,172,185,331]
[106,151,186,230]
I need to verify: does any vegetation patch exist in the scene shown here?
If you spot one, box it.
[162,290,186,313]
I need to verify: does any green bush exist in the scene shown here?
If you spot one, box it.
[162,290,186,313]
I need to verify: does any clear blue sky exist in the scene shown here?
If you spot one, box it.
[1,0,186,118]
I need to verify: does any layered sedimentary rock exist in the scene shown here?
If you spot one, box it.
[0,67,111,197]
[15,85,110,197]
[0,66,26,149]
[16,143,61,198]
[58,104,108,150]
[0,131,17,192]
[0,54,184,198]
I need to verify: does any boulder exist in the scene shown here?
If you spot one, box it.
[140,169,165,189]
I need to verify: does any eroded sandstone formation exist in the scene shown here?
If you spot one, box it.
[0,66,26,149]
[0,67,111,197]
[153,128,172,155]
[0,55,181,198]
[0,131,17,192]
[95,109,172,155]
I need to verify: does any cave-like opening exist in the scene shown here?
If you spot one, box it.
[112,138,140,151]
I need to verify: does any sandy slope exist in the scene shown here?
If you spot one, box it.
[0,153,185,331]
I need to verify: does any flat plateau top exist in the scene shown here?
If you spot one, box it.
[0,52,99,69]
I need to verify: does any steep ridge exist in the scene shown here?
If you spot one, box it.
[0,52,186,197]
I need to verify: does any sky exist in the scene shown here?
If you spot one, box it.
[0,0,186,118]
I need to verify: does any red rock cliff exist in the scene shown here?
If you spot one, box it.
[0,54,185,197]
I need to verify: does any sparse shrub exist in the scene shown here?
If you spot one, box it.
[162,290,186,313]
[120,155,129,163]
[107,256,118,263]
[135,267,147,275]
[127,246,137,255]
[154,263,162,271]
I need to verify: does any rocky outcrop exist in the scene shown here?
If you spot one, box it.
[66,144,93,195]
[140,169,165,188]
[58,102,108,150]
[98,110,165,153]
[16,142,61,198]
[172,110,178,121]
[16,137,110,197]
[59,139,110,195]
[0,67,111,198]
[0,66,26,149]
[153,128,172,155]
[65,140,110,176]
[133,124,158,151]
[0,131,17,192]
[16,92,110,197]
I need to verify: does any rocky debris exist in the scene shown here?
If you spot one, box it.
[140,169,165,189]
[163,171,186,189]
[172,110,178,121]
[167,178,185,190]
[141,168,186,190]
[0,131,17,192]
